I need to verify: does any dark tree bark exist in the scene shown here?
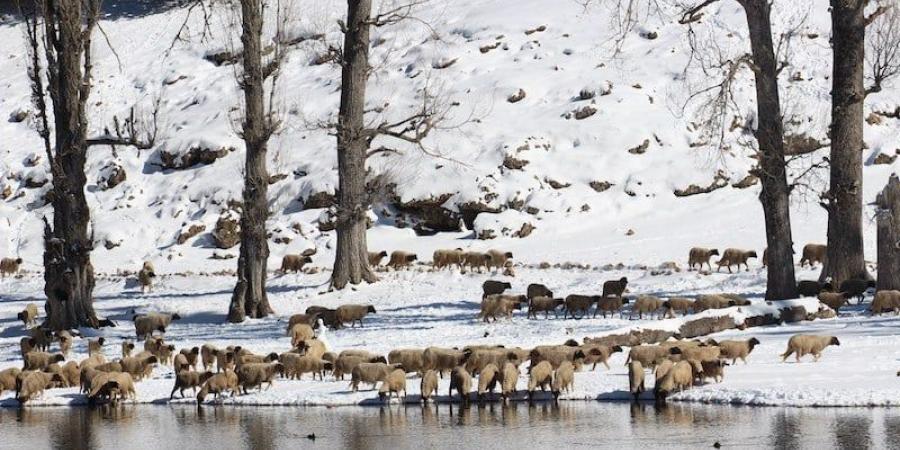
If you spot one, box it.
[738,0,798,300]
[820,0,870,286]
[332,0,378,290]
[228,0,273,322]
[876,174,900,291]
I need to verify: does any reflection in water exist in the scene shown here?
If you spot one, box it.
[2,403,899,449]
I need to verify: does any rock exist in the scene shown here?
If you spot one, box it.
[779,306,808,323]
[731,174,758,189]
[480,42,501,53]
[625,229,635,236]
[640,30,658,40]
[578,88,595,100]
[679,316,736,339]
[394,193,460,232]
[176,223,207,245]
[103,239,121,250]
[23,153,41,167]
[23,170,48,188]
[473,210,535,240]
[674,171,730,197]
[545,178,570,189]
[572,106,596,120]
[268,173,288,184]
[212,213,240,249]
[589,181,613,192]
[785,133,826,156]
[0,184,10,200]
[873,152,897,165]
[524,25,546,35]
[507,89,526,103]
[316,209,336,232]
[98,164,126,190]
[8,109,29,123]
[503,155,529,170]
[513,222,535,238]
[302,191,336,210]
[458,201,502,229]
[627,139,650,155]
[204,50,240,66]
[866,112,883,125]
[432,57,458,69]
[159,146,234,170]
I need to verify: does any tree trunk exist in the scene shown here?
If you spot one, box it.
[739,0,798,300]
[229,0,272,322]
[331,0,378,290]
[43,0,98,330]
[820,0,870,286]
[876,174,900,291]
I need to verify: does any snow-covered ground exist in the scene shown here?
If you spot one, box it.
[1,265,899,408]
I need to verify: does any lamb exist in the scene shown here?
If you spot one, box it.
[378,368,407,401]
[387,251,418,269]
[17,303,39,327]
[688,248,719,271]
[305,306,341,329]
[477,363,502,401]
[564,294,600,319]
[422,347,465,378]
[529,346,586,370]
[798,280,833,297]
[818,292,851,312]
[716,338,760,364]
[282,355,333,380]
[17,371,63,403]
[551,360,575,399]
[60,361,80,388]
[527,283,553,300]
[871,290,900,315]
[461,251,492,273]
[500,362,519,400]
[655,360,699,400]
[528,296,565,319]
[716,248,758,273]
[800,244,827,268]
[350,362,398,391]
[56,330,73,357]
[335,304,377,328]
[692,295,735,313]
[133,312,181,339]
[120,355,159,381]
[420,369,439,402]
[486,249,514,270]
[121,340,135,358]
[581,344,623,370]
[482,280,512,299]
[28,327,53,351]
[662,297,694,318]
[699,360,726,383]
[280,254,313,273]
[290,323,316,347]
[23,352,65,371]
[625,345,670,368]
[170,370,214,399]
[237,362,285,393]
[86,337,105,357]
[197,369,240,404]
[1,257,23,277]
[0,367,21,396]
[528,361,553,401]
[138,261,156,293]
[368,250,389,267]
[602,277,629,298]
[286,313,320,334]
[388,348,426,375]
[432,249,463,270]
[628,361,645,401]
[780,334,840,362]
[630,295,665,320]
[449,366,473,405]
[595,296,629,319]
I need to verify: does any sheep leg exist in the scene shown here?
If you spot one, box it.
[781,350,792,362]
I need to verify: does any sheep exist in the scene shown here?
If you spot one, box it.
[486,249,514,271]
[0,367,21,396]
[237,352,280,368]
[121,340,135,358]
[17,371,63,403]
[215,349,235,373]
[527,283,553,301]
[193,345,214,372]
[368,250,389,267]
[528,296,565,319]
[138,262,156,294]
[286,313,320,334]
[305,306,341,329]
[551,361,575,399]
[500,362,519,400]
[1,257,23,277]
[80,354,106,370]
[94,361,124,373]
[716,248,758,273]
[662,297,694,318]
[133,312,181,339]
[699,360,726,383]
[197,369,240,404]
[432,249,463,270]
[174,353,191,373]
[157,344,176,366]
[378,368,407,401]
[626,345,670,368]
[461,251,492,273]
[60,361,80,388]
[463,348,526,374]
[28,327,53,352]
[780,335,841,362]
[449,366,472,405]
[477,363,502,401]
[339,349,385,360]
[331,354,381,381]
[655,360,699,400]
[17,303,39,327]
[602,277,628,298]
[85,337,105,357]
[388,348,426,375]
[529,346,586,370]
[840,278,875,304]
[23,352,65,371]
[295,338,327,359]
[527,361,553,401]
[670,344,720,363]
[871,290,900,315]
[692,294,735,312]
[798,280,833,297]
[818,292,851,312]
[719,293,751,306]
[89,371,136,404]
[595,296,629,319]
[121,355,159,381]
[479,294,525,322]
[350,362,399,391]
[422,347,464,378]
[79,366,100,393]
[482,280,512,299]
[630,295,665,320]
[282,355,333,380]
[335,304,377,328]
[280,254,312,273]
[628,361,645,401]
[170,370,214,399]
[653,359,674,395]
[582,344,624,370]
[387,251,418,270]
[688,248,719,271]
[421,369,439,402]
[564,294,600,319]
[237,362,285,393]
[716,338,760,364]
[800,244,827,268]
[20,337,35,358]
[56,330,73,357]
[290,323,316,347]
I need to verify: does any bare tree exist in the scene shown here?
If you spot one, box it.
[19,0,156,330]
[226,0,289,322]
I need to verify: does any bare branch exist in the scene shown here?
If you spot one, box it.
[17,0,54,169]
[866,3,900,96]
[86,102,160,150]
[678,0,721,24]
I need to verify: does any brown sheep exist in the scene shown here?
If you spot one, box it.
[350,362,400,391]
[529,345,586,370]
[582,344,624,370]
[595,296,629,319]
[692,294,735,312]
[551,360,575,399]
[663,297,694,317]
[527,361,553,401]
[479,294,525,322]
[482,280,512,299]
[280,254,313,273]
[449,366,472,405]
[871,290,900,315]
[121,355,159,380]
[138,261,156,293]
[717,248,758,273]
[17,303,39,327]
[0,367,21,396]
[688,248,719,271]
[800,244,827,268]
[17,371,63,403]
[28,328,53,352]
[334,354,386,380]
[121,340,135,358]
[197,369,240,404]
[655,360,700,399]
[628,361,645,401]
[290,323,316,347]
[20,337,35,359]
[626,345,670,368]
[780,335,840,362]
[282,355,333,380]
[422,347,464,378]
[378,368,407,401]
[699,360,727,383]
[237,362,285,393]
[0,257,23,277]
[477,363,502,401]
[215,349,235,373]
[24,352,65,371]
[60,361,80,388]
[295,338,327,359]
[305,306,342,329]
[463,348,527,374]
[564,294,601,319]
[388,348,426,375]
[630,295,665,320]
[171,370,214,399]
[486,249,514,271]
[818,292,851,312]
[602,277,629,298]
[86,337,105,357]
[133,312,181,339]
[94,361,124,373]
[421,369,439,402]
[335,304,377,328]
[527,283,553,300]
[432,249,463,270]
[368,251,389,267]
[500,362,519,400]
[716,338,760,364]
[461,251,492,273]
[528,296,565,319]
[286,313,320,334]
[387,251,418,270]
[56,331,73,357]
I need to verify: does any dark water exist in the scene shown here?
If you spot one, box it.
[2,402,900,449]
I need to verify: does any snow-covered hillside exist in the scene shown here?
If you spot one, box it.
[0,0,896,274]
